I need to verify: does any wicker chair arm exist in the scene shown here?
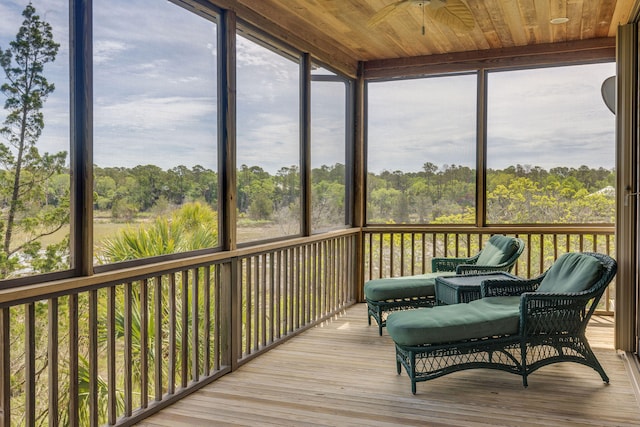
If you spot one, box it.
[480,278,540,297]
[457,264,511,274]
[519,292,595,335]
[432,256,477,272]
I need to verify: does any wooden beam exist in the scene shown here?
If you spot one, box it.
[364,37,616,79]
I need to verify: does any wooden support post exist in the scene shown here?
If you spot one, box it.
[353,61,366,302]
[301,53,312,237]
[218,8,239,370]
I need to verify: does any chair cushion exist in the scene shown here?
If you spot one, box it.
[536,252,603,294]
[386,296,521,346]
[364,272,456,301]
[475,235,519,266]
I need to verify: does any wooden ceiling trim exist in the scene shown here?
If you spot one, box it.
[205,0,359,77]
[364,37,615,79]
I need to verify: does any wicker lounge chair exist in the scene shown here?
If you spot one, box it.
[364,235,525,335]
[386,252,617,394]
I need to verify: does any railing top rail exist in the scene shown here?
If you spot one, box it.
[234,228,359,258]
[0,228,360,308]
[363,225,615,234]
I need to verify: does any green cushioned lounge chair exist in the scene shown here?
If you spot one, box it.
[385,252,617,394]
[364,235,525,335]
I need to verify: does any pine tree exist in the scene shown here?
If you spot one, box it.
[0,3,68,277]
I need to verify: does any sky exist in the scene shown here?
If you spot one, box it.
[367,63,616,173]
[0,0,616,174]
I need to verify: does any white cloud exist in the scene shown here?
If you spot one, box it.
[93,40,129,65]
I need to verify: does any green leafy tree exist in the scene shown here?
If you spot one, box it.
[0,3,68,277]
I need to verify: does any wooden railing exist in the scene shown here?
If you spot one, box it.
[237,234,355,361]
[363,225,616,313]
[0,230,357,427]
[0,225,616,425]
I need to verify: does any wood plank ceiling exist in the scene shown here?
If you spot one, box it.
[211,0,639,77]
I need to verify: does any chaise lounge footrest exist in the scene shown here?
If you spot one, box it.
[365,273,451,335]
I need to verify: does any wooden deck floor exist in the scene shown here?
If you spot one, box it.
[138,304,640,426]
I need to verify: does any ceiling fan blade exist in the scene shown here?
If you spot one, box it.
[427,0,475,32]
[367,0,412,27]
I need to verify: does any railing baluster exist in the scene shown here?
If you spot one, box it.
[191,269,199,383]
[539,234,544,275]
[47,298,59,427]
[181,271,189,389]
[400,232,405,275]
[302,247,309,326]
[312,243,318,322]
[141,279,149,408]
[276,251,283,339]
[420,232,426,274]
[261,253,268,347]
[25,303,35,426]
[270,252,276,340]
[390,232,395,277]
[431,233,437,262]
[107,286,116,424]
[214,266,221,371]
[168,273,176,395]
[284,249,291,334]
[254,255,260,352]
[124,282,133,417]
[367,232,373,279]
[379,232,384,278]
[331,239,336,314]
[526,234,532,278]
[244,258,251,355]
[68,294,79,427]
[154,275,163,400]
[89,290,98,427]
[203,267,211,377]
[0,307,9,427]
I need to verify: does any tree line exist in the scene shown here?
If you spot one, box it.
[367,162,615,224]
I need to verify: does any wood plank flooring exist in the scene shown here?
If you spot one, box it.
[138,304,640,426]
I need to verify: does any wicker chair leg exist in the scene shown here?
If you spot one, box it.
[521,342,528,388]
[410,351,417,395]
[376,306,384,335]
[582,340,609,383]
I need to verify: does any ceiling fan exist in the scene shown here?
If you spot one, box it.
[368,0,475,33]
